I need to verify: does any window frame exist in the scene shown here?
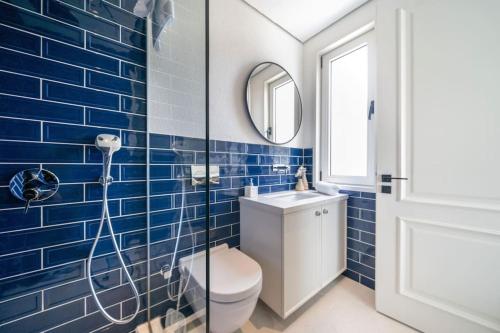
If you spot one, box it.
[320,30,376,189]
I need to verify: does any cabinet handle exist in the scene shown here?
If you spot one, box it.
[323,209,329,214]
[315,211,321,216]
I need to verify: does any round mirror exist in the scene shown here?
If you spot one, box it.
[245,62,302,145]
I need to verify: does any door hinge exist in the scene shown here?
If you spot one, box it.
[368,100,375,120]
[319,170,323,181]
[320,57,323,69]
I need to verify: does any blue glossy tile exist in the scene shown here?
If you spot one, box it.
[86,146,146,164]
[347,248,360,261]
[347,206,360,218]
[347,217,375,233]
[361,191,376,199]
[43,238,113,267]
[231,154,258,165]
[258,155,280,165]
[347,228,360,240]
[87,214,147,237]
[174,191,214,207]
[269,146,289,155]
[122,95,147,115]
[0,223,83,255]
[216,212,238,227]
[0,24,40,55]
[43,39,119,75]
[43,201,119,225]
[3,0,41,12]
[360,231,375,245]
[0,118,40,141]
[150,134,172,149]
[259,175,281,185]
[44,0,119,40]
[0,299,84,332]
[87,33,146,65]
[280,156,299,165]
[280,174,295,184]
[216,188,244,202]
[150,179,193,195]
[196,152,230,164]
[121,62,146,82]
[121,165,146,181]
[195,201,231,218]
[270,184,290,192]
[247,143,269,155]
[0,142,82,163]
[0,71,39,98]
[360,276,375,289]
[172,136,205,151]
[210,225,232,242]
[347,238,375,257]
[44,270,119,308]
[0,48,83,85]
[304,156,313,165]
[0,95,83,124]
[86,108,146,131]
[120,0,136,12]
[347,259,375,279]
[0,2,84,46]
[219,166,245,177]
[215,141,246,153]
[304,148,313,156]
[360,253,375,268]
[343,269,360,282]
[43,164,118,183]
[150,149,194,164]
[0,292,41,323]
[247,165,270,175]
[43,122,120,144]
[231,176,258,188]
[85,181,146,200]
[121,27,146,50]
[0,207,40,232]
[150,207,195,228]
[122,230,148,249]
[122,130,147,147]
[360,209,376,222]
[150,165,172,179]
[86,0,145,32]
[289,148,302,156]
[122,197,146,215]
[0,250,40,279]
[150,195,173,211]
[46,303,119,333]
[347,197,376,210]
[86,70,146,98]
[43,81,119,110]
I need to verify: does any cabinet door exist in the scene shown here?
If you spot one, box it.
[283,206,322,316]
[321,201,346,286]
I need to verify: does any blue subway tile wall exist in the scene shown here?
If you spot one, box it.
[0,0,149,331]
[341,190,376,289]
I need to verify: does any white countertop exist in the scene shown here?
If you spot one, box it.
[239,190,348,214]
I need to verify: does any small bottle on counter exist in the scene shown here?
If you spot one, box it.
[245,178,258,198]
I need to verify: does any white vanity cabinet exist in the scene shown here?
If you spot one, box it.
[240,191,347,318]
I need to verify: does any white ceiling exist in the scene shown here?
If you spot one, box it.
[242,0,369,42]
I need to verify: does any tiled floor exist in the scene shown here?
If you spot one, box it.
[237,276,417,333]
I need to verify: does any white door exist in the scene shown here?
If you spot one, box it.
[376,1,500,332]
[321,201,346,286]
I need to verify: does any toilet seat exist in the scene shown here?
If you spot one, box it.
[180,244,262,303]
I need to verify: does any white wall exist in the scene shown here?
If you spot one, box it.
[209,0,308,147]
[303,1,376,180]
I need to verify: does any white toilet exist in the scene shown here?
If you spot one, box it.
[179,244,262,333]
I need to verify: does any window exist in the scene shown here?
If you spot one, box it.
[321,31,375,187]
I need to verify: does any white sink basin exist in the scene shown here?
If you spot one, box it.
[270,191,322,202]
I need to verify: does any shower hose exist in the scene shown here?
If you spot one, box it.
[87,153,140,324]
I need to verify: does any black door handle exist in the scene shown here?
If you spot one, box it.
[381,174,408,183]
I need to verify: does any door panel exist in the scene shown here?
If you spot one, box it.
[376,0,500,332]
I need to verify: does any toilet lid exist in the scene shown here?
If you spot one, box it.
[183,245,262,303]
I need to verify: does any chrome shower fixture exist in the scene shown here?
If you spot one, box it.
[87,134,140,325]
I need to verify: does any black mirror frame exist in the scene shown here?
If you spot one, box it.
[244,61,303,145]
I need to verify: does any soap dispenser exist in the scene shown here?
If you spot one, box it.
[295,166,306,191]
[244,178,258,198]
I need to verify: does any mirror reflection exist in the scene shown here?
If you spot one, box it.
[246,62,302,144]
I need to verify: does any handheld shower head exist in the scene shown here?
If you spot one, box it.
[95,134,121,156]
